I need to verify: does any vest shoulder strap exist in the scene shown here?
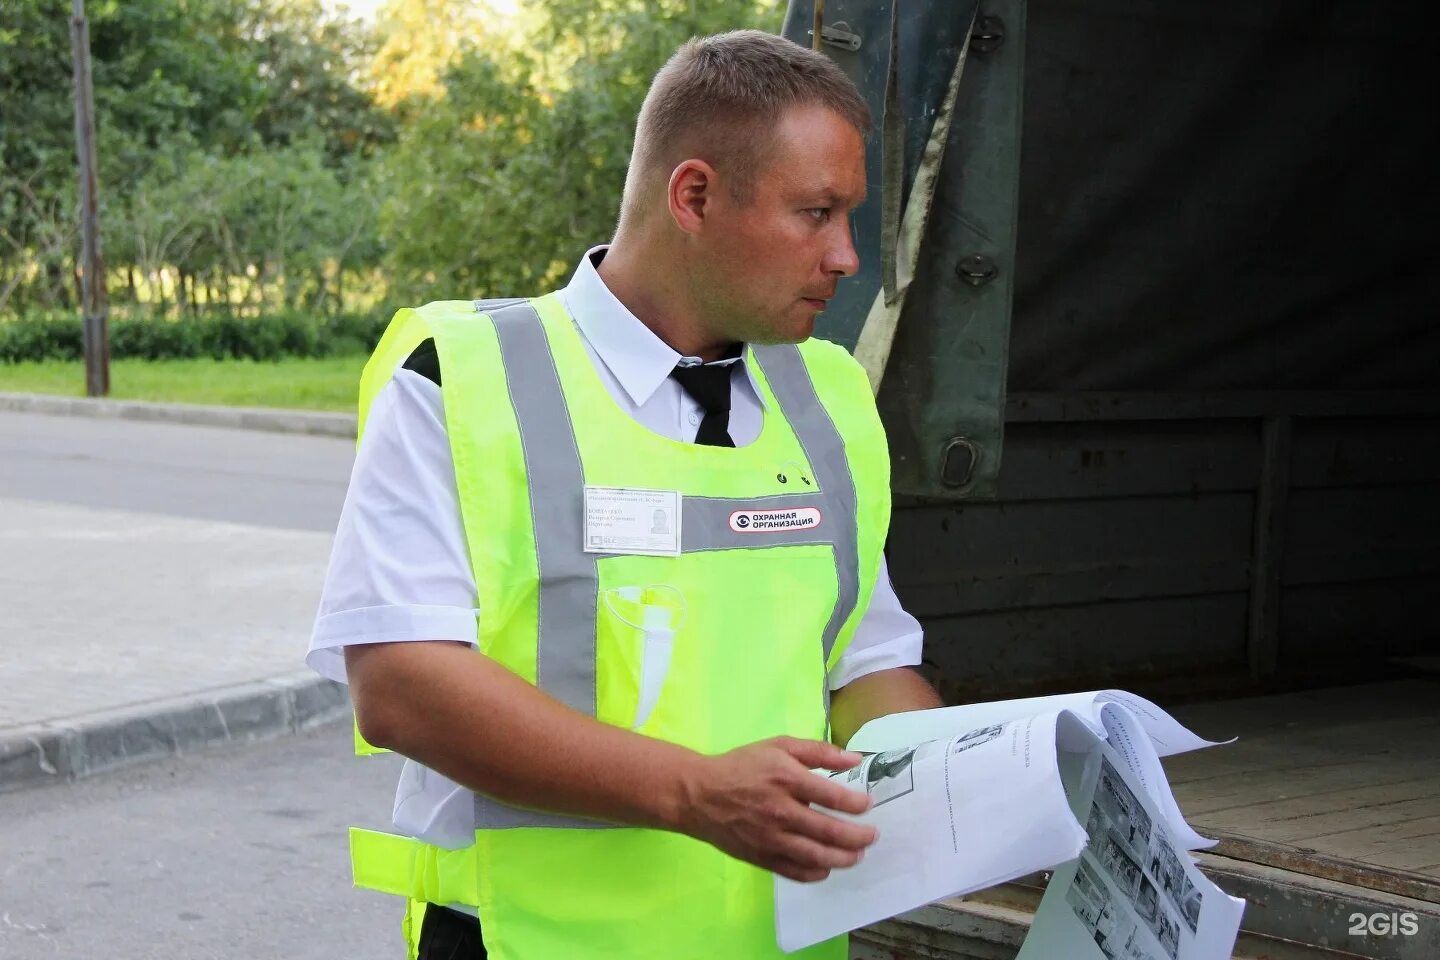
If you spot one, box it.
[351,298,524,756]
[358,299,523,438]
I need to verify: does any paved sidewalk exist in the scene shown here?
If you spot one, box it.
[0,402,358,791]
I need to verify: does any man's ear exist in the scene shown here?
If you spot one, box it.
[667,159,719,236]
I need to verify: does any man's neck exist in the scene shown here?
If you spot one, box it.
[597,239,736,362]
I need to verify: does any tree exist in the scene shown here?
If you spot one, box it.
[367,0,495,111]
[241,0,397,163]
[1,0,787,318]
[376,0,782,301]
[1,0,256,310]
[0,0,388,314]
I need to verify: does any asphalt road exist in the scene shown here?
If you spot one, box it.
[0,720,405,960]
[0,411,398,956]
[0,409,355,532]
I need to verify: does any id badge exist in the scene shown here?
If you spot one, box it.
[583,486,682,556]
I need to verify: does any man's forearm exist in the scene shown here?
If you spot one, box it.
[346,641,700,831]
[829,666,943,748]
[347,641,889,882]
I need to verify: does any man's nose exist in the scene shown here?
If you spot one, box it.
[824,221,860,278]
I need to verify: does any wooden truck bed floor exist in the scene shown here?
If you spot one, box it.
[1166,679,1440,881]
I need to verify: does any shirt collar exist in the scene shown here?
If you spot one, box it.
[559,245,766,409]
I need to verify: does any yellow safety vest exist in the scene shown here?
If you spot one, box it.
[347,292,891,959]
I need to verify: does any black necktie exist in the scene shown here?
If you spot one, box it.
[670,361,736,447]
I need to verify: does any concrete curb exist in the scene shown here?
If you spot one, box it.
[0,391,356,438]
[0,672,351,793]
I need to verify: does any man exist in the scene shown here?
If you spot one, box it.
[308,29,942,960]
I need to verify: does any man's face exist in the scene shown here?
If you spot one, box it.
[696,104,867,345]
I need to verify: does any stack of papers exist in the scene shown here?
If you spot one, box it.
[774,690,1246,959]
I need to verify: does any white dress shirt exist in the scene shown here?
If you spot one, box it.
[307,246,923,847]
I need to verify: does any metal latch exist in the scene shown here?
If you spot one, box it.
[807,21,862,52]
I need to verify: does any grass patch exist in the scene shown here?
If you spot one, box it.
[0,356,366,412]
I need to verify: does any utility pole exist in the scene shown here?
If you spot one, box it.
[70,0,108,396]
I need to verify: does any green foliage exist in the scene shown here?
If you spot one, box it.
[376,0,782,301]
[0,312,85,365]
[368,0,492,110]
[2,0,784,317]
[241,0,398,163]
[1,0,390,314]
[106,139,383,313]
[1,0,262,307]
[1,0,258,197]
[0,311,388,364]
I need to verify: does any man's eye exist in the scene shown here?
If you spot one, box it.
[806,208,832,223]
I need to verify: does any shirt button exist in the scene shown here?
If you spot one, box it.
[688,412,700,425]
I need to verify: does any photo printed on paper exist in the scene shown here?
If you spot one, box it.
[1078,757,1200,960]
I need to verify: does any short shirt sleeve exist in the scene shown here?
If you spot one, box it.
[305,369,479,683]
[827,555,925,691]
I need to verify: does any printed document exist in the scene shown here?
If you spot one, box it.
[772,690,1245,957]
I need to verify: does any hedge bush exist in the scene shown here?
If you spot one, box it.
[0,310,393,363]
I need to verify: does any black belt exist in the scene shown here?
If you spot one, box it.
[419,904,487,959]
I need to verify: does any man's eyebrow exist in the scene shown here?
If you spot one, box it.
[815,189,867,207]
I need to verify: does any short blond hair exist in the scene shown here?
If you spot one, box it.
[621,30,870,225]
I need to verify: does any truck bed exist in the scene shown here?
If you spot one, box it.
[1168,680,1440,879]
[850,680,1440,959]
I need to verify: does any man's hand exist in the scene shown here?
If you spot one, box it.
[675,736,877,883]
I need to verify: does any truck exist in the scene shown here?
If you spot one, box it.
[780,2,1440,957]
